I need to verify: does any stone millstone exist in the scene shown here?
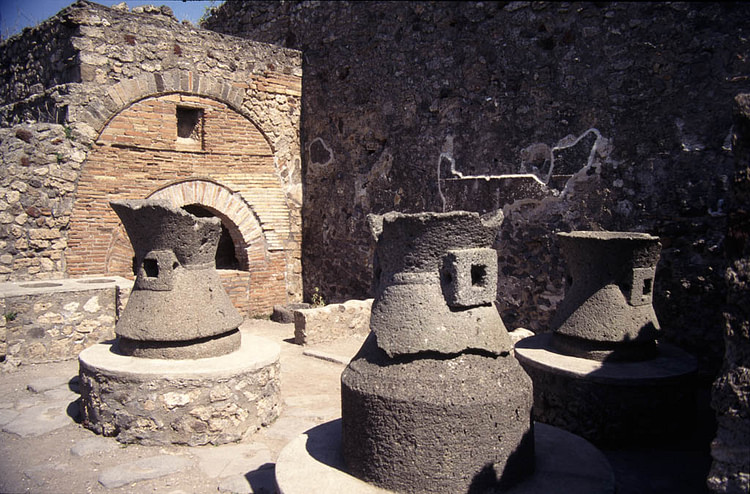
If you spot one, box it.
[368,210,512,357]
[550,231,662,361]
[341,335,535,494]
[112,268,243,344]
[110,199,243,358]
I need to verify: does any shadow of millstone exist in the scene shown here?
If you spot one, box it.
[218,464,277,493]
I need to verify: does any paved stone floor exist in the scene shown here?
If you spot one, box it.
[0,319,712,493]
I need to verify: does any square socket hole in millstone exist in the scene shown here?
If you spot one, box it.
[135,249,179,291]
[626,267,656,307]
[441,248,498,308]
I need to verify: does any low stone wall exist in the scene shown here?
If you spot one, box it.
[293,299,372,345]
[0,276,132,366]
[271,303,311,324]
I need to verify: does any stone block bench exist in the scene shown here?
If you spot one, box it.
[0,277,133,365]
[293,299,373,346]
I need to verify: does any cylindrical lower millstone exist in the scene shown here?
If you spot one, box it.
[341,335,535,494]
[78,331,281,446]
[116,329,241,359]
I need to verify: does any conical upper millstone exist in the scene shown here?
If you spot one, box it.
[111,199,243,358]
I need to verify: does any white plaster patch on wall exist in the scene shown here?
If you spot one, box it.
[437,152,454,212]
[550,128,605,176]
[437,128,611,212]
[437,134,454,212]
[308,137,333,168]
[435,141,545,212]
[440,129,608,185]
[519,142,552,179]
[355,147,393,209]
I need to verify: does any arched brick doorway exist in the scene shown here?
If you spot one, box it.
[67,90,295,315]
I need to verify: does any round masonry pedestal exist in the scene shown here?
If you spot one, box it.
[275,419,615,494]
[78,331,281,446]
[514,332,697,448]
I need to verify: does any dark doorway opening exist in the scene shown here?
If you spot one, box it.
[182,204,240,270]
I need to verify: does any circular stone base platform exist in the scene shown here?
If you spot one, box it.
[79,331,281,446]
[275,419,614,494]
[514,333,697,448]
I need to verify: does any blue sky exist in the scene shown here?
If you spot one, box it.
[0,0,224,39]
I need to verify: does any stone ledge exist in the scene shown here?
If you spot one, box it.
[0,276,132,298]
[1,276,133,365]
[79,331,279,380]
[514,332,697,384]
[293,299,372,346]
[515,332,699,448]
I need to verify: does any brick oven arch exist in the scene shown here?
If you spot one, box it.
[146,179,269,273]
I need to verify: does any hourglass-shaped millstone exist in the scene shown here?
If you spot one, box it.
[110,200,243,359]
[367,210,512,356]
[341,211,534,493]
[550,231,662,361]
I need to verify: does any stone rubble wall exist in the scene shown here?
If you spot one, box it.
[0,11,78,122]
[204,1,750,380]
[0,123,90,281]
[293,299,372,345]
[708,94,750,494]
[0,277,132,366]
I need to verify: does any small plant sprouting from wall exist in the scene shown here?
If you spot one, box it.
[198,1,224,26]
[4,311,18,322]
[56,152,64,164]
[311,287,326,307]
[63,126,75,141]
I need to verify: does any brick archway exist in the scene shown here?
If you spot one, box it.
[71,69,274,152]
[147,179,268,272]
[104,179,270,276]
